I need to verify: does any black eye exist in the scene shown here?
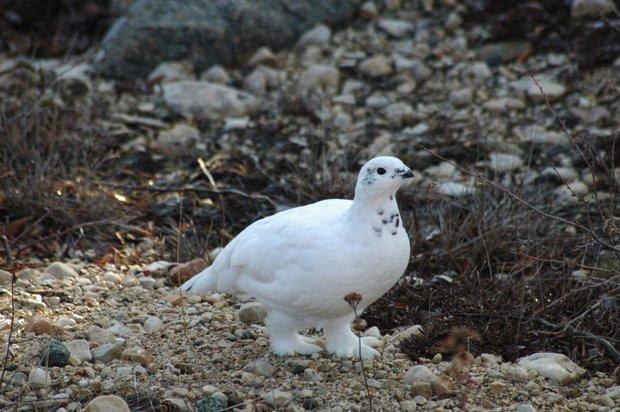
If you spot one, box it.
[377,167,386,175]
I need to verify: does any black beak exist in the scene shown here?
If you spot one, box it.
[401,169,414,179]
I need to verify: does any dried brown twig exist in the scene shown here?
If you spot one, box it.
[344,292,373,412]
[0,236,16,392]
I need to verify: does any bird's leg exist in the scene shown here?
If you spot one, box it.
[265,311,322,356]
[324,313,379,359]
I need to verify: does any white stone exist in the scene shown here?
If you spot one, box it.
[84,395,130,412]
[298,24,332,47]
[403,365,438,385]
[28,367,51,388]
[45,262,78,279]
[264,390,293,408]
[0,270,12,285]
[300,64,340,93]
[157,124,200,147]
[438,182,475,197]
[148,61,194,83]
[143,316,164,333]
[163,81,258,121]
[377,19,413,38]
[572,0,615,18]
[527,77,566,102]
[359,55,393,78]
[489,153,523,172]
[516,352,586,383]
[66,339,92,363]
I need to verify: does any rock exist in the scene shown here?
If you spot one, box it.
[540,167,578,183]
[598,395,614,407]
[28,367,51,388]
[200,65,230,84]
[25,316,64,335]
[92,343,123,363]
[0,270,13,285]
[489,380,507,394]
[410,381,433,399]
[483,97,525,112]
[479,41,532,67]
[197,393,228,412]
[121,347,152,366]
[408,61,431,82]
[148,61,194,83]
[360,1,379,19]
[248,47,278,68]
[377,19,413,38]
[16,268,40,281]
[84,395,130,412]
[516,404,536,412]
[571,0,615,18]
[527,78,566,102]
[38,340,70,367]
[432,353,443,364]
[555,181,589,199]
[605,385,620,401]
[569,106,610,124]
[238,302,267,324]
[99,0,359,79]
[515,125,568,145]
[300,64,340,93]
[400,400,417,412]
[384,102,415,125]
[403,365,439,385]
[243,359,275,377]
[244,66,283,95]
[143,316,164,332]
[163,81,258,120]
[106,322,133,337]
[359,54,393,78]
[86,326,116,346]
[390,325,424,343]
[45,262,78,279]
[363,326,381,339]
[516,352,586,383]
[449,88,473,107]
[437,182,475,197]
[264,389,293,408]
[66,339,92,363]
[298,24,331,47]
[489,153,523,172]
[304,368,323,382]
[506,366,528,383]
[403,123,429,137]
[169,258,209,285]
[157,124,200,148]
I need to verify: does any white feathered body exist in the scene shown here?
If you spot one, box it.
[182,198,410,321]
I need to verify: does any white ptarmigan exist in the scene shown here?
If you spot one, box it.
[181,156,413,359]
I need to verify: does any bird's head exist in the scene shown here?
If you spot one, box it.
[355,156,413,201]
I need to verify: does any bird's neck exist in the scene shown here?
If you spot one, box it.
[348,191,399,224]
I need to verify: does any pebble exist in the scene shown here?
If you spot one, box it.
[517,352,586,383]
[384,102,415,125]
[143,316,164,332]
[45,262,78,279]
[162,81,258,121]
[24,316,64,335]
[83,395,130,412]
[360,1,379,18]
[489,380,507,394]
[91,343,123,363]
[38,340,70,367]
[516,404,536,412]
[449,88,473,107]
[300,64,340,92]
[157,124,200,148]
[200,65,230,84]
[483,97,525,112]
[197,393,228,412]
[377,19,413,38]
[0,269,13,285]
[489,153,524,172]
[304,368,323,382]
[66,339,92,363]
[527,77,566,102]
[403,365,438,385]
[248,47,278,68]
[571,0,615,18]
[28,367,51,388]
[243,359,275,378]
[410,381,434,399]
[359,54,393,78]
[238,302,267,324]
[148,61,194,83]
[298,24,331,47]
[264,389,293,408]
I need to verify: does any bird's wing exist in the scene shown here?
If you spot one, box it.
[210,199,352,302]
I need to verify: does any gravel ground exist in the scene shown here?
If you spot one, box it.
[1,0,619,410]
[0,260,618,411]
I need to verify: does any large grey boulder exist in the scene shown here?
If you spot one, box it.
[99,0,360,80]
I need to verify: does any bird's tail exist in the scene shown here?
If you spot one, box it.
[180,266,217,295]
